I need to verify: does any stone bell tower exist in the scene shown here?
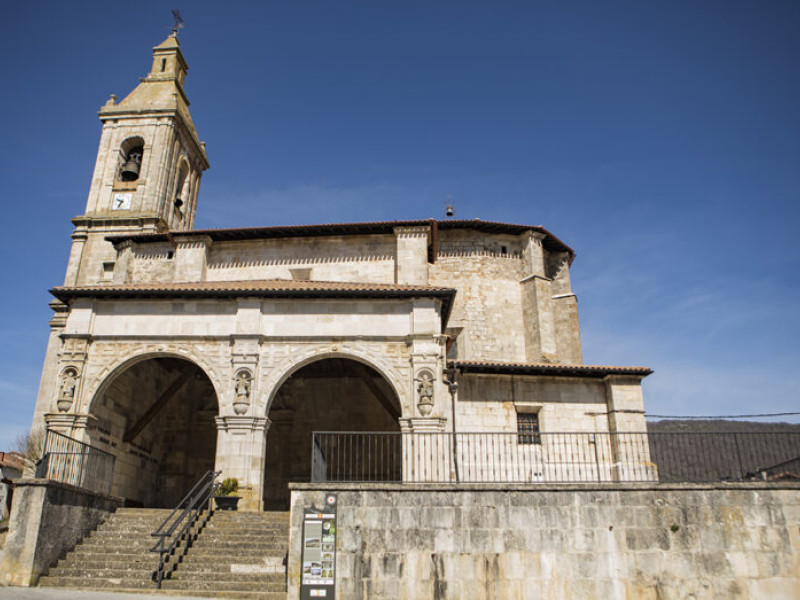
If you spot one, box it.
[63,32,209,287]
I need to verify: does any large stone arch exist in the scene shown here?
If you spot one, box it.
[259,343,410,418]
[261,347,406,509]
[83,344,225,416]
[83,348,221,508]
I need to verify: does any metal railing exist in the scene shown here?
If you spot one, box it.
[311,431,800,484]
[35,430,116,495]
[150,470,221,589]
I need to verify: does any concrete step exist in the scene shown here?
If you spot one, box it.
[40,575,285,593]
[42,588,286,600]
[40,508,290,599]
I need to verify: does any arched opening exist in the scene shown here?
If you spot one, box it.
[118,136,145,182]
[89,356,218,507]
[173,160,191,213]
[263,357,401,509]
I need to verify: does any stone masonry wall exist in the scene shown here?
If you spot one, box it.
[430,231,527,362]
[206,235,397,284]
[289,484,800,600]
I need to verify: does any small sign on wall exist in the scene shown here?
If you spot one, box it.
[300,494,337,600]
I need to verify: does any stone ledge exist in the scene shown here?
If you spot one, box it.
[12,478,125,503]
[290,481,800,492]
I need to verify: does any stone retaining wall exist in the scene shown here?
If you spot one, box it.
[289,483,800,600]
[0,479,122,586]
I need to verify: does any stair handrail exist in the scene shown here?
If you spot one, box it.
[150,469,221,589]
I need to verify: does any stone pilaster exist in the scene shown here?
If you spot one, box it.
[173,235,212,282]
[520,274,557,362]
[522,231,547,278]
[111,240,136,284]
[43,413,96,443]
[214,416,269,511]
[394,226,430,285]
[604,375,651,481]
[230,332,260,416]
[31,302,69,434]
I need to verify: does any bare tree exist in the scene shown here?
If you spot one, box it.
[14,429,45,477]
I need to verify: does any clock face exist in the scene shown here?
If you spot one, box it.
[112,193,132,210]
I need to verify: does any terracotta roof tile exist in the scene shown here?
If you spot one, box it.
[449,360,652,378]
[51,279,455,295]
[0,452,27,471]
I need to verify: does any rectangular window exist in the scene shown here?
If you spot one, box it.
[517,412,540,445]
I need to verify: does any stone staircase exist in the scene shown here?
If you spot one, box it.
[38,507,290,599]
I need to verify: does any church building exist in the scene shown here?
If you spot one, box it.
[32,33,652,511]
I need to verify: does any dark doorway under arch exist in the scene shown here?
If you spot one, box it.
[90,356,218,507]
[263,358,401,509]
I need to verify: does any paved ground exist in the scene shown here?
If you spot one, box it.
[0,588,212,600]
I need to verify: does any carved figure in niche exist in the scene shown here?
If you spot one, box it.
[416,370,435,417]
[57,368,78,412]
[233,370,252,415]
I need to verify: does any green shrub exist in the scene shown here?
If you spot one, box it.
[217,477,239,496]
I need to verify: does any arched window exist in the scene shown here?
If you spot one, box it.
[118,137,145,182]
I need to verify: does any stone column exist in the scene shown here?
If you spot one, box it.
[214,416,269,511]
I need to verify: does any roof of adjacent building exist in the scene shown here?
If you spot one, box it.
[105,218,576,259]
[449,360,653,378]
[50,279,457,324]
[0,451,26,472]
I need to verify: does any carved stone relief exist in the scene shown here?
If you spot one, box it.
[57,367,79,412]
[415,369,435,417]
[233,369,253,415]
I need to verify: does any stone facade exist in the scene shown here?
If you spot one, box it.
[29,33,653,511]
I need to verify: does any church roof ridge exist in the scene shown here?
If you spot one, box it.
[106,218,576,258]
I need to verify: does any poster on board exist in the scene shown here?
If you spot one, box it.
[300,494,337,599]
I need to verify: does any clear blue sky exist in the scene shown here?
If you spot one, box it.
[1,1,799,449]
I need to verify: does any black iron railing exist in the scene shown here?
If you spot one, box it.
[311,431,800,484]
[150,469,221,589]
[35,430,116,495]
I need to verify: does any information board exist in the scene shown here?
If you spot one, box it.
[299,493,337,599]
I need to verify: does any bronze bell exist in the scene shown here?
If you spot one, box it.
[120,151,142,181]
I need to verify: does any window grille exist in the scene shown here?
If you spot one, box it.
[517,412,540,444]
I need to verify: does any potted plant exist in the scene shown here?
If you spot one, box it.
[213,477,240,511]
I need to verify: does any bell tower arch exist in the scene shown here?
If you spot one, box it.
[64,32,209,287]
